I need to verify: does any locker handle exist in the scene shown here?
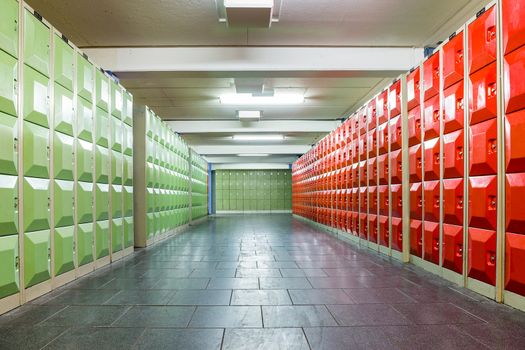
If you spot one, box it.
[457,97,464,111]
[486,26,496,42]
[14,137,18,153]
[14,196,18,209]
[15,256,19,270]
[456,49,464,64]
[487,83,497,98]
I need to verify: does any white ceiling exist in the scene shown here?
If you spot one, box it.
[26,0,489,165]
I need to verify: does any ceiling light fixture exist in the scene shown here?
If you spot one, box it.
[220,93,304,105]
[238,110,262,120]
[237,153,270,157]
[232,134,285,141]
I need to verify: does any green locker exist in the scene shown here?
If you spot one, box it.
[53,35,74,91]
[77,181,93,224]
[0,50,17,117]
[154,188,161,212]
[23,66,49,128]
[145,109,154,138]
[24,229,50,288]
[111,184,122,218]
[54,225,74,275]
[76,53,93,102]
[77,96,93,142]
[77,223,93,266]
[146,138,155,163]
[54,179,74,227]
[123,92,133,126]
[111,150,122,185]
[146,162,154,188]
[124,217,133,248]
[110,82,122,119]
[0,174,18,235]
[123,155,133,186]
[153,165,161,188]
[154,212,161,235]
[95,183,109,221]
[95,220,109,259]
[123,123,133,156]
[23,121,49,178]
[0,235,19,298]
[110,117,122,152]
[0,112,17,175]
[0,0,18,58]
[123,186,133,217]
[111,218,123,253]
[76,139,93,182]
[23,9,50,77]
[95,107,109,147]
[153,117,160,142]
[95,70,109,112]
[53,132,74,181]
[147,188,154,213]
[23,177,49,232]
[146,213,154,239]
[95,145,109,184]
[54,84,75,136]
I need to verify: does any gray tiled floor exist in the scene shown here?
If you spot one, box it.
[2,214,525,349]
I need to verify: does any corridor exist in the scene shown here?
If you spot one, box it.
[1,215,525,349]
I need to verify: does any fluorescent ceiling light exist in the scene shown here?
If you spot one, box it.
[224,0,273,8]
[233,134,284,141]
[220,93,304,105]
[238,110,261,120]
[238,153,270,157]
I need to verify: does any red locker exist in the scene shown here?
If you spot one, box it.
[391,184,402,218]
[390,149,402,184]
[424,138,440,181]
[359,187,368,212]
[423,53,440,100]
[443,81,465,134]
[389,80,402,117]
[506,173,525,234]
[443,129,464,179]
[442,224,464,274]
[377,90,389,125]
[468,227,497,286]
[506,109,525,173]
[359,137,367,161]
[351,115,359,138]
[410,182,423,220]
[424,221,440,265]
[378,185,389,216]
[443,32,465,88]
[378,154,389,185]
[347,189,354,212]
[505,232,525,296]
[469,118,497,176]
[351,212,359,235]
[409,145,422,183]
[423,94,441,140]
[502,0,525,54]
[469,62,498,125]
[379,215,389,247]
[407,67,421,110]
[352,164,359,187]
[469,175,497,230]
[410,219,423,257]
[359,161,368,186]
[359,213,368,239]
[368,130,377,158]
[391,217,403,252]
[468,6,497,74]
[368,100,377,130]
[424,180,440,222]
[359,108,367,135]
[408,107,422,146]
[389,116,402,151]
[443,178,464,225]
[369,186,377,213]
[378,123,388,155]
[369,214,378,243]
[346,211,353,233]
[505,46,525,114]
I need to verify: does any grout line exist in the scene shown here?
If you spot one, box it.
[302,327,313,350]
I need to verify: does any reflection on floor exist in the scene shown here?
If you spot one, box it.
[1,214,525,349]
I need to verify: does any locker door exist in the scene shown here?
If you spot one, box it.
[468,6,497,73]
[506,173,525,234]
[423,53,440,100]
[0,174,18,235]
[443,32,464,88]
[443,224,463,274]
[443,81,465,134]
[95,146,109,184]
[95,220,109,259]
[407,68,421,110]
[53,35,74,91]
[505,232,525,296]
[443,178,464,225]
[424,221,440,264]
[468,228,497,285]
[469,175,497,230]
[53,132,74,181]
[23,9,50,76]
[23,121,49,179]
[110,82,123,119]
[423,181,440,222]
[54,226,74,275]
[469,62,498,125]
[0,0,19,58]
[77,223,94,266]
[423,95,441,141]
[111,218,123,253]
[23,66,49,128]
[77,54,93,102]
[95,70,109,112]
[469,118,497,176]
[95,107,109,147]
[24,229,51,288]
[95,183,109,221]
[424,138,440,181]
[0,235,19,298]
[77,181,93,224]
[443,129,464,179]
[76,139,93,182]
[504,46,525,114]
[410,220,423,257]
[77,96,93,142]
[408,107,422,146]
[54,179,74,227]
[124,217,134,248]
[0,112,18,175]
[0,50,18,117]
[23,177,50,232]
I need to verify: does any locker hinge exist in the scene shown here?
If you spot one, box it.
[476,7,486,18]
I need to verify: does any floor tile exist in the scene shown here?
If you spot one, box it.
[207,278,259,290]
[231,290,292,305]
[0,326,66,350]
[280,269,328,277]
[189,306,262,328]
[153,278,210,290]
[344,288,418,304]
[222,328,310,350]
[168,290,232,305]
[42,327,144,350]
[289,289,354,305]
[113,305,195,327]
[134,329,223,350]
[260,277,312,289]
[327,304,412,326]
[104,290,174,305]
[236,269,282,278]
[391,303,486,325]
[263,305,338,327]
[40,305,129,326]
